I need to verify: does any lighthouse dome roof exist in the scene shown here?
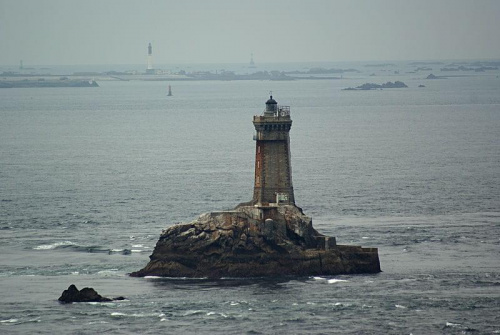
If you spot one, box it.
[266,96,277,105]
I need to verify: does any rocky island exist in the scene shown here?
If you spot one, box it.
[343,81,408,91]
[426,73,447,80]
[131,96,380,278]
[58,285,125,303]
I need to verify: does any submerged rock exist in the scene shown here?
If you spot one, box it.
[58,284,123,303]
[131,205,380,278]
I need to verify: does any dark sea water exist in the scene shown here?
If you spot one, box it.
[1,62,499,334]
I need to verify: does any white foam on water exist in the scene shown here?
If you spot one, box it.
[0,319,18,323]
[328,279,349,284]
[144,276,162,279]
[97,269,120,276]
[88,302,115,306]
[34,241,75,250]
[446,322,461,327]
[206,312,228,318]
[131,249,143,253]
[395,304,407,309]
[110,312,127,317]
[312,276,326,281]
[132,244,143,248]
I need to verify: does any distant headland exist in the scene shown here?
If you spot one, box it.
[0,69,349,88]
[0,74,98,88]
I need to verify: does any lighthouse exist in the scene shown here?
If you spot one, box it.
[252,95,294,206]
[146,42,154,74]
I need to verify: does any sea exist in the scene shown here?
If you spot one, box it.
[1,61,499,334]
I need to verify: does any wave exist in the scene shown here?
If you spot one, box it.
[33,242,133,255]
[311,276,349,284]
[0,318,19,323]
[110,312,158,317]
[206,311,228,318]
[183,310,205,317]
[445,322,461,327]
[110,312,127,317]
[328,279,349,284]
[33,241,76,250]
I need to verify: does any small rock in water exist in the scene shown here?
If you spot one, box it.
[58,284,122,303]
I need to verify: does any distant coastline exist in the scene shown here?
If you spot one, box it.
[2,59,499,88]
[0,76,98,88]
[0,69,346,87]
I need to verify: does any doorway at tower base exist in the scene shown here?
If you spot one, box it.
[131,205,381,278]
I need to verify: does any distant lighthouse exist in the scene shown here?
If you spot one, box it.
[249,53,256,68]
[146,42,154,74]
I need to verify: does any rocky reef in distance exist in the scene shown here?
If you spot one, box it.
[343,81,408,90]
[130,204,380,278]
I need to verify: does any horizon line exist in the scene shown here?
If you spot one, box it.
[2,57,500,68]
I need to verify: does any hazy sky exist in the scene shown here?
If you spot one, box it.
[1,0,499,66]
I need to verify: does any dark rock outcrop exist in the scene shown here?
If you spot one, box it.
[131,205,380,278]
[58,285,123,303]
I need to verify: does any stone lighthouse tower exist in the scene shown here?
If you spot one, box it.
[252,95,295,206]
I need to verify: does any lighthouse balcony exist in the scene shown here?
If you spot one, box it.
[255,106,291,120]
[277,106,290,117]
